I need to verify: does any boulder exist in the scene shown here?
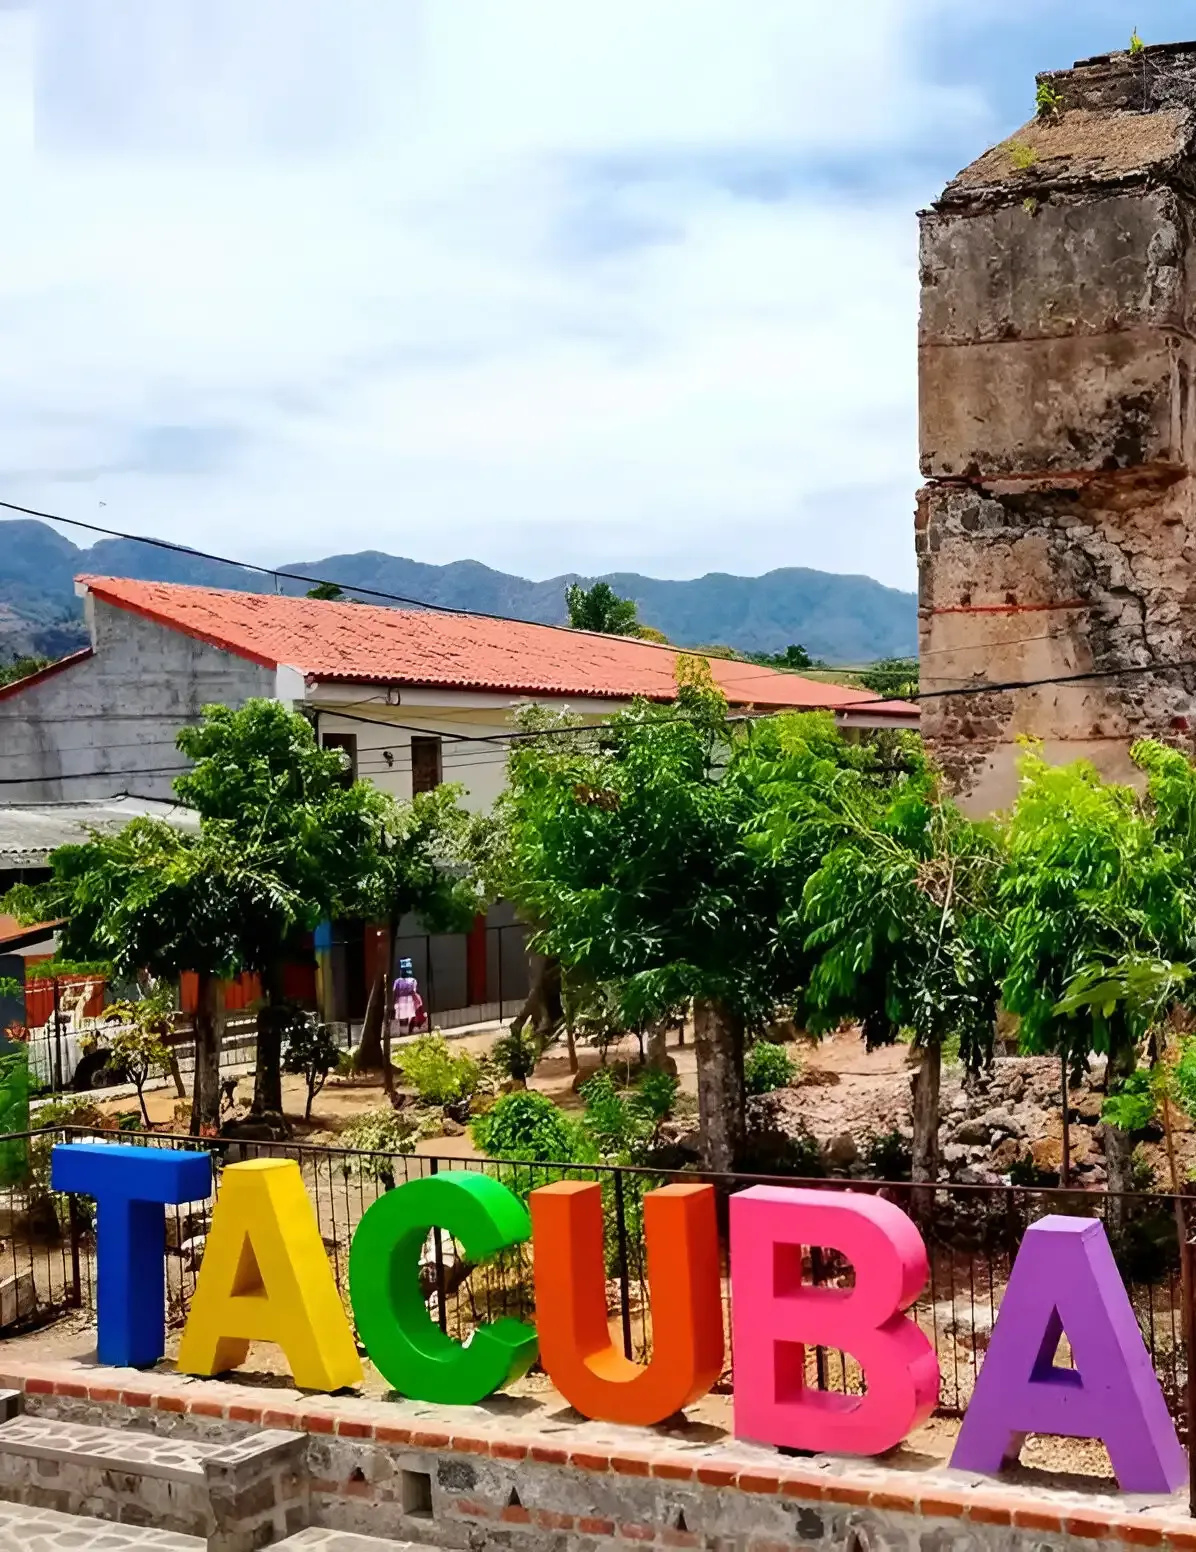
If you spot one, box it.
[981,1107,1023,1140]
[826,1132,858,1168]
[950,1118,991,1146]
[991,1137,1028,1172]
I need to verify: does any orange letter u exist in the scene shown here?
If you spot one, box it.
[530,1180,724,1424]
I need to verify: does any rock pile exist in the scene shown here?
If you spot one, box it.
[743,1052,1120,1189]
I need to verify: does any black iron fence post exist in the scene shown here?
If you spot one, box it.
[1181,1200,1196,1518]
[429,1156,449,1335]
[614,1168,633,1360]
[810,1244,828,1392]
[67,1193,82,1310]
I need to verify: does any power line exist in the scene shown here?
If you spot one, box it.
[7,497,1196,712]
[0,766,190,787]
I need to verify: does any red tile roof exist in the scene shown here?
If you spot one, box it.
[77,576,917,720]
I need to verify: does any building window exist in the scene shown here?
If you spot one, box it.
[411,735,442,794]
[321,732,358,785]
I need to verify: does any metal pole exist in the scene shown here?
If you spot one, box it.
[1182,1214,1196,1516]
[614,1169,633,1360]
[1060,1054,1070,1188]
[52,979,63,1095]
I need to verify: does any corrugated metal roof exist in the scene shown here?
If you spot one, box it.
[0,797,199,867]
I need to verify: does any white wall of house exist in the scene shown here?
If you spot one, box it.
[310,687,630,813]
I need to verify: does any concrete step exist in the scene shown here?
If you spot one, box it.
[275,1535,441,1551]
[0,1495,204,1547]
[0,1415,307,1548]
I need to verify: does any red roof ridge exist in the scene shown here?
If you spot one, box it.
[0,648,94,703]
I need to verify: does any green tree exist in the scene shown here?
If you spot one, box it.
[858,658,919,701]
[499,660,897,1171]
[88,991,174,1127]
[0,655,50,688]
[306,581,348,601]
[4,817,301,1132]
[565,581,641,636]
[1000,744,1194,1203]
[282,1015,342,1120]
[345,782,483,1085]
[174,701,381,1117]
[802,769,1002,1184]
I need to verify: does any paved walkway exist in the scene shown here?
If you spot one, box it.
[0,1498,201,1549]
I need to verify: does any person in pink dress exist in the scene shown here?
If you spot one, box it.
[392,958,425,1035]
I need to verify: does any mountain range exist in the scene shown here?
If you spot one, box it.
[0,519,917,665]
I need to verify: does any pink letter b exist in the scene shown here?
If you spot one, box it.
[730,1187,939,1454]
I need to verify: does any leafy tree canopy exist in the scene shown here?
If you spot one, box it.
[565,581,641,637]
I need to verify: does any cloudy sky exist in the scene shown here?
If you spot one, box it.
[0,3,1186,588]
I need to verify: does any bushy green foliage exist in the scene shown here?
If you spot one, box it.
[1102,1069,1157,1133]
[471,1090,583,1163]
[565,581,640,637]
[863,1127,911,1181]
[398,1033,481,1106]
[1036,79,1062,117]
[489,1026,541,1084]
[857,658,918,701]
[744,1041,797,1095]
[0,1051,29,1185]
[803,768,1002,1069]
[339,1108,419,1187]
[0,655,50,688]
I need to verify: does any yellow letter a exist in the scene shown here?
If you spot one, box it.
[177,1159,361,1391]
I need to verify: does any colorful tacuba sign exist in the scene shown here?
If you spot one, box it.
[49,1144,1187,1493]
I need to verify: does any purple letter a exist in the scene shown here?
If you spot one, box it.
[951,1216,1186,1493]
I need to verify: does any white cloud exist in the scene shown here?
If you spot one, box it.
[0,0,986,588]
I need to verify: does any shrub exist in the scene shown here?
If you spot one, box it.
[635,1069,678,1125]
[490,1026,541,1084]
[398,1034,480,1107]
[339,1108,420,1190]
[471,1091,581,1164]
[578,1069,680,1161]
[863,1127,911,1181]
[744,1041,797,1095]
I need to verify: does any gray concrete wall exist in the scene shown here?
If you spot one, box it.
[0,599,276,803]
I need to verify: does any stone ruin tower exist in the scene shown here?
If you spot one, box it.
[918,41,1196,812]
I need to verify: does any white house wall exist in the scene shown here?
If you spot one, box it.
[311,708,522,812]
[0,599,275,802]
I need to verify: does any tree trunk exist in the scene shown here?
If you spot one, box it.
[354,968,386,1073]
[692,997,746,1174]
[1104,1042,1138,1238]
[381,920,396,1095]
[910,1040,942,1187]
[646,1022,676,1075]
[565,1022,579,1076]
[190,973,222,1135]
[512,955,563,1041]
[253,961,286,1116]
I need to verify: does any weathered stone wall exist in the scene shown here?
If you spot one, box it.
[918,42,1196,810]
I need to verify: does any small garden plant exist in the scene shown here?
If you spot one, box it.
[283,1018,342,1119]
[744,1040,798,1095]
[398,1033,480,1107]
